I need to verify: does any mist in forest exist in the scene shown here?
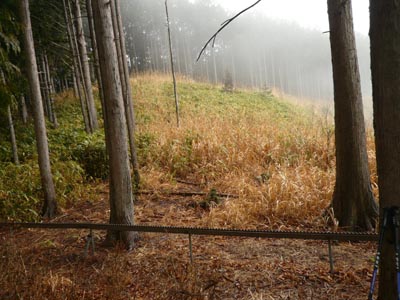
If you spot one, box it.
[120,0,372,105]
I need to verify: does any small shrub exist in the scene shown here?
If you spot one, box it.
[0,162,41,222]
[52,160,86,205]
[72,137,108,180]
[136,132,156,165]
[0,159,86,221]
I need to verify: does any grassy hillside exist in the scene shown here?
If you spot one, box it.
[0,73,377,229]
[0,74,378,300]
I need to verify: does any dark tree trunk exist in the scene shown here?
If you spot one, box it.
[63,0,91,133]
[72,72,78,97]
[44,52,58,127]
[92,0,136,249]
[73,0,98,131]
[327,0,378,231]
[370,1,400,299]
[7,106,19,165]
[20,0,57,218]
[114,0,140,188]
[85,0,104,108]
[20,95,28,124]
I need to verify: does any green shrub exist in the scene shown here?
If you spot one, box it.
[136,132,156,166]
[0,159,86,222]
[0,162,41,222]
[52,160,86,204]
[72,136,108,180]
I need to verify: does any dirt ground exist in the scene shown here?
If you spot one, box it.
[0,185,377,300]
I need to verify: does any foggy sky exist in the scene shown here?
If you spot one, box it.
[211,0,369,36]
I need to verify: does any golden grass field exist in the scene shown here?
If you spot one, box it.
[130,73,377,231]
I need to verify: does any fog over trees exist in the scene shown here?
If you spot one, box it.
[120,0,371,103]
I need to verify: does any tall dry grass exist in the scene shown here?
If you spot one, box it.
[130,73,377,230]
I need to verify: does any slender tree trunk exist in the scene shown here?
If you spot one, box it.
[92,0,136,249]
[212,47,218,84]
[43,52,58,127]
[44,53,57,126]
[63,0,91,133]
[7,106,19,165]
[110,0,126,100]
[38,57,50,119]
[114,0,140,188]
[73,0,98,131]
[20,95,28,124]
[85,0,104,108]
[370,1,400,299]
[165,0,180,127]
[20,0,57,218]
[72,72,78,97]
[327,0,378,231]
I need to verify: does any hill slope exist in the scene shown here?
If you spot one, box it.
[0,74,378,300]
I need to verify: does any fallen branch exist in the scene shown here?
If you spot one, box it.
[136,190,239,198]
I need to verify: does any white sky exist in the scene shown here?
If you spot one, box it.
[212,0,369,36]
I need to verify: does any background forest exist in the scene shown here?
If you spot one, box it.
[119,0,372,103]
[0,0,399,299]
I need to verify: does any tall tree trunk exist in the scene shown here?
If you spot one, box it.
[212,47,218,84]
[114,0,140,188]
[370,1,400,299]
[41,52,58,128]
[73,0,98,131]
[165,0,180,128]
[92,0,136,249]
[63,0,91,133]
[327,0,378,231]
[7,106,19,165]
[44,52,58,128]
[110,0,126,99]
[85,0,104,109]
[72,72,78,97]
[20,95,28,124]
[38,57,50,120]
[20,0,57,218]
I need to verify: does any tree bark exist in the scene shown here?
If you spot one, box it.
[327,0,378,231]
[38,57,50,119]
[114,0,140,188]
[73,0,98,131]
[165,0,180,128]
[20,95,28,124]
[41,52,57,128]
[44,52,58,127]
[85,0,104,109]
[20,0,57,218]
[92,0,136,249]
[63,0,91,133]
[72,72,78,97]
[7,106,19,165]
[370,1,400,299]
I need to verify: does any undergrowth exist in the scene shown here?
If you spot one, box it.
[0,73,377,228]
[131,74,378,229]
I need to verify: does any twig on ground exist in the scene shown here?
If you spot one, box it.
[136,190,239,198]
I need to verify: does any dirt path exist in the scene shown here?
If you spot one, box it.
[0,187,377,300]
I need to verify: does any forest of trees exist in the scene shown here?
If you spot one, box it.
[0,0,399,298]
[119,0,372,102]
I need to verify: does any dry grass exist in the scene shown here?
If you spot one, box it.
[131,73,377,230]
[0,73,378,299]
[0,227,376,300]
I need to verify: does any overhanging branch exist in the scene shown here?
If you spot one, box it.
[196,0,263,61]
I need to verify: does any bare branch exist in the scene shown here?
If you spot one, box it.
[196,0,262,61]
